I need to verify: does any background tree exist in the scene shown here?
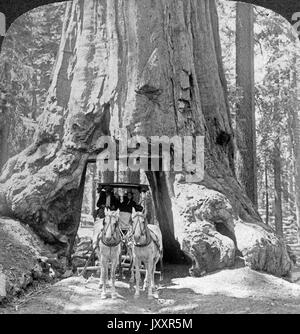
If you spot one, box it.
[289,55,300,240]
[219,1,300,241]
[235,2,257,207]
[254,8,300,243]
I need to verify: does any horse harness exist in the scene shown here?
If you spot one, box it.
[98,213,161,255]
[100,214,121,248]
[132,213,162,254]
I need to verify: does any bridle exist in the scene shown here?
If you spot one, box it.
[101,212,121,247]
[132,212,152,247]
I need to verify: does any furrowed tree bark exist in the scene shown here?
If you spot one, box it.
[273,138,283,237]
[0,126,8,170]
[235,2,257,208]
[293,55,300,238]
[265,161,269,225]
[287,53,300,239]
[0,62,10,170]
[91,163,96,214]
[0,0,292,275]
[294,110,300,238]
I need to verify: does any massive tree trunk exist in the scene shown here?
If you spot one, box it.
[235,2,257,208]
[287,54,300,240]
[0,124,9,170]
[0,0,292,275]
[293,56,300,238]
[265,160,269,226]
[0,62,10,170]
[273,138,283,237]
[293,109,300,238]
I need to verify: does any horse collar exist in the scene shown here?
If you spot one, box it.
[100,235,121,247]
[134,237,152,248]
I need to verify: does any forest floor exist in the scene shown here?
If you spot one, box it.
[2,265,300,314]
[2,218,300,314]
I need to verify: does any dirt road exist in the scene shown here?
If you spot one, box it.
[2,265,300,314]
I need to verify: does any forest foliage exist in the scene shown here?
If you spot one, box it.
[217,0,300,230]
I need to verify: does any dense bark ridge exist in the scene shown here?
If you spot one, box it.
[288,56,300,237]
[0,0,293,275]
[274,139,283,237]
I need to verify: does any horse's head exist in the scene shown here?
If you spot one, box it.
[131,207,148,246]
[103,208,120,243]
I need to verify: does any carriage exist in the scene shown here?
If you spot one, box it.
[77,182,163,281]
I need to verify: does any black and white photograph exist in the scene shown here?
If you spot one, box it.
[0,0,300,318]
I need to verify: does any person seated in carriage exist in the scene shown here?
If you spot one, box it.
[117,191,142,232]
[118,191,135,232]
[95,186,120,216]
[120,191,136,212]
[93,186,120,247]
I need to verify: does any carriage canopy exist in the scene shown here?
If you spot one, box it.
[97,182,149,193]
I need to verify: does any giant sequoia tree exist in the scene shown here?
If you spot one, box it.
[0,0,292,275]
[290,55,300,238]
[235,2,257,207]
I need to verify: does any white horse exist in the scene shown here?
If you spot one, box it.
[131,208,163,299]
[97,208,121,299]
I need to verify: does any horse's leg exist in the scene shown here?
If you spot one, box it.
[159,256,164,282]
[134,256,141,299]
[147,259,154,299]
[118,252,122,279]
[100,258,107,299]
[97,250,103,288]
[105,260,109,287]
[152,257,159,292]
[129,247,135,285]
[111,254,118,299]
[143,261,149,291]
[117,242,123,278]
[129,251,135,285]
[130,262,135,285]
